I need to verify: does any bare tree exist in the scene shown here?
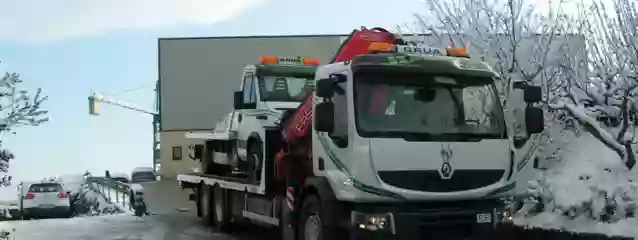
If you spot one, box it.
[404,0,567,105]
[0,71,49,187]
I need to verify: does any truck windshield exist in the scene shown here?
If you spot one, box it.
[258,75,314,102]
[353,72,506,140]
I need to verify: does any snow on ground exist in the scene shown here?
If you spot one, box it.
[517,212,638,238]
[0,212,257,240]
[517,132,638,238]
[0,214,143,239]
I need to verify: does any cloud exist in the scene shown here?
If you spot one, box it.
[0,0,265,42]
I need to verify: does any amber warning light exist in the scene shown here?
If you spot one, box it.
[259,56,320,65]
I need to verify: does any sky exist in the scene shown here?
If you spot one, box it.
[0,0,427,199]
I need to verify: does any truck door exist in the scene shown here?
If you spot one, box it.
[236,71,260,161]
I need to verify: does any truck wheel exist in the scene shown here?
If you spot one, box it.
[298,195,338,240]
[247,142,263,183]
[197,184,213,225]
[212,184,232,232]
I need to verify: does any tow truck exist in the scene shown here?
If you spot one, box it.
[178,27,545,240]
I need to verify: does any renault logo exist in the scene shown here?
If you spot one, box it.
[439,144,454,179]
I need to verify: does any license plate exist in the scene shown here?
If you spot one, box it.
[39,204,54,209]
[476,213,492,223]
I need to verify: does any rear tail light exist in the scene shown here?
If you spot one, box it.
[58,191,67,199]
[26,192,34,200]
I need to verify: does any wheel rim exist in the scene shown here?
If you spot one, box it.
[304,215,322,240]
[251,153,261,172]
[214,188,224,222]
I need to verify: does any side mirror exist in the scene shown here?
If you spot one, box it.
[524,85,542,103]
[233,91,244,109]
[316,79,334,98]
[314,102,334,132]
[316,74,347,98]
[525,107,544,134]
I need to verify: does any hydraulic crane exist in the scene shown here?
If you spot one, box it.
[88,82,161,176]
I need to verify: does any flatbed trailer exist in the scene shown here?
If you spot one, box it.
[178,125,288,231]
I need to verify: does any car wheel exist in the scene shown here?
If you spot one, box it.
[246,142,263,183]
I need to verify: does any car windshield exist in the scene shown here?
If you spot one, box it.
[258,75,314,102]
[353,71,506,140]
[29,183,62,193]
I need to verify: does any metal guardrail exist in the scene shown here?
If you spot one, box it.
[83,176,146,214]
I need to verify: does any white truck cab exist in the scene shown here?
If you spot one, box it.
[308,43,544,227]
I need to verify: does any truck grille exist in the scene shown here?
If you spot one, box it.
[377,170,504,192]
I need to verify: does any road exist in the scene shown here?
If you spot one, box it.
[0,179,273,240]
[0,212,271,240]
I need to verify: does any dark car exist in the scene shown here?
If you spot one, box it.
[131,167,156,183]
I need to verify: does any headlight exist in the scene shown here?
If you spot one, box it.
[350,211,396,234]
[498,207,514,224]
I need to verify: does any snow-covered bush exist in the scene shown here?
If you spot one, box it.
[71,183,121,216]
[529,134,638,222]
[0,71,49,187]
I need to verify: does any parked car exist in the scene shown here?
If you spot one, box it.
[110,173,130,183]
[21,182,71,219]
[131,167,156,183]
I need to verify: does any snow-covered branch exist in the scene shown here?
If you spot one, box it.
[0,72,49,132]
[409,0,568,105]
[0,70,49,187]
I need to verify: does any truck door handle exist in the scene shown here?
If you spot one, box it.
[256,115,267,120]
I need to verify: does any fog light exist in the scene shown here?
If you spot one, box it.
[501,209,513,223]
[351,211,396,234]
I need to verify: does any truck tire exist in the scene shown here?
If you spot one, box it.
[197,184,213,225]
[298,195,339,240]
[212,184,232,232]
[246,142,263,183]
